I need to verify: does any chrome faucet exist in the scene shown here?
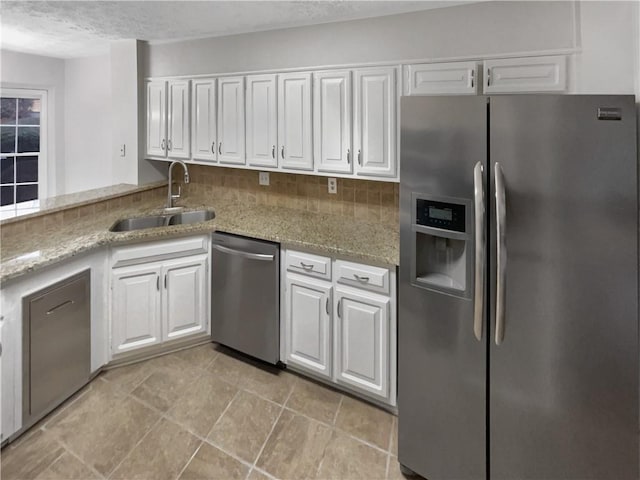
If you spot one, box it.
[166,160,190,212]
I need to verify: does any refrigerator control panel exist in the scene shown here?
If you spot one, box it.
[416,199,466,232]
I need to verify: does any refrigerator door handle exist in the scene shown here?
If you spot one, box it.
[494,162,507,345]
[473,161,485,341]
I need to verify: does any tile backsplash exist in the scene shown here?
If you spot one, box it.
[185,165,399,228]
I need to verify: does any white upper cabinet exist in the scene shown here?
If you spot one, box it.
[405,61,478,95]
[246,74,278,168]
[191,78,217,162]
[167,80,190,159]
[146,80,167,157]
[483,55,567,93]
[217,76,246,165]
[313,70,352,174]
[353,67,396,178]
[278,72,313,171]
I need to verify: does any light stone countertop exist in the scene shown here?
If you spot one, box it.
[0,196,399,284]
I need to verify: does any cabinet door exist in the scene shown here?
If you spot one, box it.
[167,80,190,159]
[353,67,396,177]
[314,70,352,174]
[162,255,208,341]
[146,80,167,157]
[191,78,217,162]
[335,286,389,400]
[405,61,478,95]
[285,273,332,379]
[484,55,567,93]
[112,265,162,354]
[217,76,246,165]
[246,74,278,168]
[278,72,313,171]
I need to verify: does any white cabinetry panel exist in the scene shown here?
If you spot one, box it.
[112,264,162,354]
[335,286,389,400]
[285,273,332,379]
[217,76,246,165]
[405,61,478,95]
[354,67,396,178]
[314,70,352,174]
[191,78,217,162]
[146,80,167,157]
[278,72,313,171]
[246,74,278,168]
[484,55,567,93]
[167,80,190,159]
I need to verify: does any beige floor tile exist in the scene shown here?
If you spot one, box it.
[335,396,393,450]
[206,351,254,386]
[247,468,273,480]
[207,390,280,463]
[1,429,65,480]
[286,378,342,424]
[387,456,419,480]
[110,418,201,480]
[45,380,160,476]
[390,416,398,456]
[239,363,296,405]
[256,410,333,480]
[167,374,237,437]
[174,343,219,369]
[131,359,202,412]
[101,361,154,393]
[316,430,387,480]
[179,442,248,480]
[34,451,101,480]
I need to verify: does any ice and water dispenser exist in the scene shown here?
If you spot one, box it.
[411,194,472,298]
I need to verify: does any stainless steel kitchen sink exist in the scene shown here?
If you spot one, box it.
[109,209,215,232]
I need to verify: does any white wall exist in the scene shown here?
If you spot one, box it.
[0,50,65,196]
[64,55,112,193]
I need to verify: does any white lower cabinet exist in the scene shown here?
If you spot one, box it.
[110,236,210,358]
[282,248,397,406]
[285,274,332,379]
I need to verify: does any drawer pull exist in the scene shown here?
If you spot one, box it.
[46,300,75,315]
[299,262,314,271]
[353,274,370,282]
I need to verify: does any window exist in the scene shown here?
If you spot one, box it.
[0,89,47,219]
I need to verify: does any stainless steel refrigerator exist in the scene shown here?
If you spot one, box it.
[398,95,638,480]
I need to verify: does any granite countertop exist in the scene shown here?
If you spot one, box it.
[0,196,399,284]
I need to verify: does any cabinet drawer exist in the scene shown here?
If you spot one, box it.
[285,250,331,280]
[335,260,390,295]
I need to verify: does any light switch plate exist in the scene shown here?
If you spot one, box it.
[328,177,337,194]
[259,172,270,186]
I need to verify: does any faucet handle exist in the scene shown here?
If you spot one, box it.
[171,185,182,199]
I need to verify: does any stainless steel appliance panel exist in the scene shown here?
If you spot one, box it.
[23,270,91,425]
[398,96,487,480]
[211,232,280,364]
[488,95,638,479]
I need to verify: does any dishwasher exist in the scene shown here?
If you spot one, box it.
[211,232,280,365]
[22,270,91,429]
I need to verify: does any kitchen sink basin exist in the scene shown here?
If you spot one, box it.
[109,209,215,232]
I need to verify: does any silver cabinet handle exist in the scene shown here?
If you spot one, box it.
[272,145,275,159]
[164,274,167,289]
[337,299,342,318]
[487,69,492,87]
[218,142,222,155]
[470,69,475,89]
[299,262,314,271]
[353,274,369,282]
[213,243,275,262]
[347,149,351,164]
[167,139,172,151]
[281,146,285,159]
[157,276,160,291]
[161,139,166,151]
[46,300,74,315]
[473,161,485,341]
[211,142,216,155]
[494,162,507,345]
[357,149,362,165]
[325,297,329,315]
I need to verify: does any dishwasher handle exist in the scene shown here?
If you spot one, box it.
[212,243,275,262]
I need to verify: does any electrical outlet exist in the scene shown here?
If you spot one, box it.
[119,144,126,157]
[328,177,337,194]
[259,172,270,186]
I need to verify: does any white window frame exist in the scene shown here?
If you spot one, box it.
[0,87,48,218]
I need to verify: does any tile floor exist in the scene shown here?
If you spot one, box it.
[1,343,410,480]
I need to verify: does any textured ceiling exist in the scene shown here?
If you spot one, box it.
[0,1,467,59]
